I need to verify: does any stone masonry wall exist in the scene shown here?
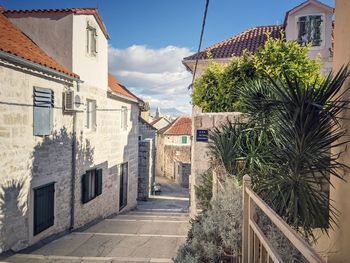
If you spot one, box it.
[73,85,139,229]
[190,112,246,217]
[0,62,74,252]
[138,139,154,200]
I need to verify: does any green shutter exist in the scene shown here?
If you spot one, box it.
[95,169,103,196]
[34,183,55,235]
[81,173,89,203]
[182,136,187,144]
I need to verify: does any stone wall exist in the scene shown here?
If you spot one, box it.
[190,112,246,217]
[138,139,154,200]
[0,62,74,252]
[0,61,140,252]
[175,162,191,188]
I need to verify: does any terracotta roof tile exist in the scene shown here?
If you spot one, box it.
[184,25,283,61]
[162,116,192,135]
[0,13,78,78]
[108,73,141,102]
[4,8,109,39]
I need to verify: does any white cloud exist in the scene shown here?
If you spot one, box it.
[108,44,193,114]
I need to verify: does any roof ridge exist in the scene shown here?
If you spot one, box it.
[4,7,110,39]
[183,24,283,61]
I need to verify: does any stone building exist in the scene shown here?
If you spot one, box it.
[0,7,142,253]
[156,116,191,184]
[182,0,334,216]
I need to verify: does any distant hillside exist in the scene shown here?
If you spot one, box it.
[150,107,186,117]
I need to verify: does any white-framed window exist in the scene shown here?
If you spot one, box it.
[297,15,323,47]
[86,99,97,131]
[86,23,97,56]
[121,106,128,131]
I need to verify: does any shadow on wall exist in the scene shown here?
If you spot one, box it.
[0,127,95,253]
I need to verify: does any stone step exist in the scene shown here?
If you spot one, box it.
[4,254,173,263]
[12,232,185,260]
[80,218,188,236]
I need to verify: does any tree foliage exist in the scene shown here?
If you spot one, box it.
[208,67,350,240]
[192,34,323,113]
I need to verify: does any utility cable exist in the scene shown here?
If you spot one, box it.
[190,0,210,88]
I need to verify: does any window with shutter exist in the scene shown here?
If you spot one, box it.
[82,169,103,203]
[121,107,128,131]
[33,87,54,136]
[182,136,188,144]
[297,15,323,47]
[86,23,97,56]
[34,183,55,235]
[86,100,96,131]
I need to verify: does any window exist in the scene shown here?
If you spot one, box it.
[297,15,323,47]
[82,169,102,203]
[86,23,97,56]
[86,100,96,131]
[121,106,128,131]
[34,183,55,235]
[33,87,54,136]
[138,135,142,141]
[182,136,188,144]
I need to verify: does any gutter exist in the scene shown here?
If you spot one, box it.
[0,51,80,82]
[70,110,77,231]
[108,90,139,104]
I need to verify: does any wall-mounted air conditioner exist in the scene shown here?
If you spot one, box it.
[64,90,84,111]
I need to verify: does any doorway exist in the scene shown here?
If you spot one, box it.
[119,162,128,210]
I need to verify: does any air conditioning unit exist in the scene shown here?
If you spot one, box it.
[64,90,84,111]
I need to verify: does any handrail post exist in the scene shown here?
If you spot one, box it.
[242,174,251,263]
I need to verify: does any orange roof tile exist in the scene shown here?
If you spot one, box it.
[108,73,141,102]
[161,116,192,135]
[4,8,109,39]
[0,13,78,78]
[184,25,283,61]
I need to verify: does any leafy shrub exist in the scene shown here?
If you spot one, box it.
[175,180,242,263]
[195,169,213,211]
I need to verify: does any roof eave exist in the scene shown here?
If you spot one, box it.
[0,50,79,82]
[107,89,139,104]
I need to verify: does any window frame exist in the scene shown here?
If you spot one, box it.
[86,99,97,131]
[295,13,325,49]
[82,168,103,204]
[121,106,128,131]
[33,183,55,236]
[33,87,54,136]
[86,22,98,56]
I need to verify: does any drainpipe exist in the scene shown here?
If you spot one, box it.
[69,81,81,231]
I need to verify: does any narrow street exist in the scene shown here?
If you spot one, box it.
[3,177,189,263]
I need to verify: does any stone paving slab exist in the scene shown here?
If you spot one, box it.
[83,219,188,236]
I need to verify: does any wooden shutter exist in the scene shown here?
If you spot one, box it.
[95,169,103,196]
[182,136,187,144]
[81,173,90,203]
[33,87,54,136]
[34,183,55,235]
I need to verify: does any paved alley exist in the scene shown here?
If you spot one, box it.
[3,177,189,263]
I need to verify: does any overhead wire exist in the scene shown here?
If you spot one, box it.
[190,0,210,89]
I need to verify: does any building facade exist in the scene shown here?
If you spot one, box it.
[0,8,142,252]
[156,116,191,183]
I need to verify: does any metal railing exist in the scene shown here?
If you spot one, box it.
[242,175,326,263]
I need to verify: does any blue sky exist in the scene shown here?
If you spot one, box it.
[0,0,334,114]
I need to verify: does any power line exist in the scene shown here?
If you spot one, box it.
[191,0,210,88]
